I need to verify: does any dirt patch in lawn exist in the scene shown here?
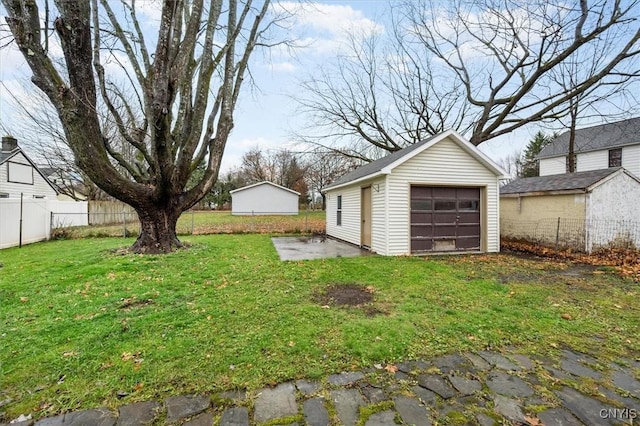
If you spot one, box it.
[313,283,384,316]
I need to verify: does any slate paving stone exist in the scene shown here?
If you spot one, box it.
[182,412,213,426]
[485,371,534,398]
[477,351,520,371]
[417,374,456,399]
[396,360,418,373]
[116,401,160,426]
[165,395,210,423]
[303,398,329,426]
[254,383,298,424]
[492,395,526,424]
[545,366,573,380]
[364,410,396,426]
[330,389,364,426]
[508,354,535,370]
[433,354,468,374]
[556,386,618,426]
[537,408,583,426]
[561,349,598,365]
[35,408,116,426]
[295,380,320,396]
[327,372,365,386]
[611,369,640,398]
[219,407,249,426]
[360,386,389,404]
[560,358,603,380]
[598,386,640,409]
[447,375,482,396]
[412,385,437,405]
[475,413,496,426]
[463,353,492,371]
[393,396,431,426]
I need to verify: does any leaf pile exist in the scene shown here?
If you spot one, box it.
[502,239,640,282]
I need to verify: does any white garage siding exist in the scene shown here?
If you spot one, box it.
[384,136,500,255]
[369,178,386,255]
[325,184,361,246]
[577,150,607,172]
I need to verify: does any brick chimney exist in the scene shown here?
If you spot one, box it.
[1,136,18,152]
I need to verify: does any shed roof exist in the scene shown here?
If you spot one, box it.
[500,168,629,195]
[537,117,640,159]
[229,181,300,196]
[323,130,506,191]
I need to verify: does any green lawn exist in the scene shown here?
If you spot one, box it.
[0,235,638,420]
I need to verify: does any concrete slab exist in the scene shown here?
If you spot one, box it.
[272,236,371,261]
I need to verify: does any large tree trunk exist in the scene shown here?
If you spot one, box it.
[132,205,183,254]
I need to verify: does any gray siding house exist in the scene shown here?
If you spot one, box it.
[323,130,506,255]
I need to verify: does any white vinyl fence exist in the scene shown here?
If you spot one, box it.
[0,197,88,249]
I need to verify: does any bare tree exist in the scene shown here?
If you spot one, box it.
[295,0,640,160]
[303,148,359,209]
[3,0,283,252]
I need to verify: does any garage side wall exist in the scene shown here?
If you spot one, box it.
[232,185,298,215]
[387,136,500,255]
[587,173,640,250]
[370,178,387,255]
[325,185,361,246]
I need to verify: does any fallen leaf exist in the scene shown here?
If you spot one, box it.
[62,351,78,357]
[524,415,543,426]
[19,297,28,303]
[133,383,144,391]
[561,313,572,320]
[384,364,398,373]
[288,341,295,347]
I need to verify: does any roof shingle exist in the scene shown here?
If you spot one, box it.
[500,168,621,195]
[537,117,640,159]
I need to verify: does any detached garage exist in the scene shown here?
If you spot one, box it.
[322,130,507,255]
[230,181,299,215]
[500,167,640,252]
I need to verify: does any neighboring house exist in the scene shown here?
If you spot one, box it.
[537,117,640,177]
[38,166,88,201]
[230,181,300,215]
[322,130,507,255]
[0,136,58,199]
[500,168,640,251]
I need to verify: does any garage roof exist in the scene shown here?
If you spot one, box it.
[500,168,631,195]
[323,130,506,191]
[229,181,300,195]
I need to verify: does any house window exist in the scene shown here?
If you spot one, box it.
[33,195,45,199]
[0,193,9,198]
[337,195,342,226]
[609,148,622,167]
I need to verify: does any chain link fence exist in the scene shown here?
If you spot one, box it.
[501,218,640,252]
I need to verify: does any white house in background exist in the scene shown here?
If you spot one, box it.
[537,117,640,177]
[0,136,58,199]
[500,168,640,252]
[230,181,300,215]
[322,130,507,255]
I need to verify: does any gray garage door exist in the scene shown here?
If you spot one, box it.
[410,186,481,253]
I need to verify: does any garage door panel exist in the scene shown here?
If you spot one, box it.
[434,212,458,223]
[411,225,433,237]
[434,225,456,237]
[410,212,433,223]
[411,239,433,251]
[410,185,482,253]
[456,237,481,249]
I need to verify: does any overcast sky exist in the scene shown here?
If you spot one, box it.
[1,1,630,174]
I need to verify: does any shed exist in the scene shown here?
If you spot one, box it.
[230,181,300,215]
[0,136,58,199]
[500,168,640,251]
[322,130,507,255]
